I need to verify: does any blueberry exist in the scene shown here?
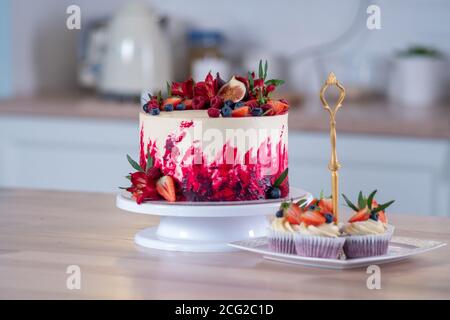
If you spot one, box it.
[164,104,174,111]
[224,100,235,109]
[324,213,334,223]
[235,101,245,108]
[150,108,160,116]
[221,106,233,117]
[309,205,317,211]
[143,103,149,113]
[275,209,284,218]
[268,187,281,199]
[370,212,378,221]
[251,107,263,116]
[176,103,186,110]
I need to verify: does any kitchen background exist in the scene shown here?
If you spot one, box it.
[0,0,449,216]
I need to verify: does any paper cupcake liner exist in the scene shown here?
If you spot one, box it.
[293,233,346,259]
[266,229,296,254]
[343,225,395,258]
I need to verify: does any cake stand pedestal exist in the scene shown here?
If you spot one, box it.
[116,188,311,252]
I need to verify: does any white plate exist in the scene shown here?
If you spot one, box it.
[229,236,446,269]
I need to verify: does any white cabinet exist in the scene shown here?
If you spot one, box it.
[0,115,449,216]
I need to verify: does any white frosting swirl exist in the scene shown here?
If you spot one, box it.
[270,218,295,233]
[344,219,387,235]
[294,222,341,238]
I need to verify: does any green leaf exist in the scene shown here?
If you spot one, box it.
[358,191,366,209]
[273,168,288,188]
[125,175,131,181]
[295,198,307,207]
[127,154,143,172]
[264,60,268,80]
[367,190,378,209]
[118,186,129,190]
[248,72,254,91]
[145,152,154,172]
[264,79,285,87]
[166,81,172,96]
[258,60,263,80]
[342,194,359,211]
[372,200,395,213]
[319,190,324,200]
[157,91,162,104]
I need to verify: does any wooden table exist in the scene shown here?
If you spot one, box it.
[0,188,449,299]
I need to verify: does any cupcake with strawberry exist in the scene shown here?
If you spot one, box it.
[291,195,345,259]
[267,201,302,254]
[342,190,395,258]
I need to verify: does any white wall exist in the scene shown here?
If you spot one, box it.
[9,0,450,95]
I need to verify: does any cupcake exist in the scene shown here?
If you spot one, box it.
[267,201,303,254]
[286,196,345,259]
[342,190,395,258]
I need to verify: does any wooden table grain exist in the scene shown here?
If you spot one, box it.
[0,188,449,300]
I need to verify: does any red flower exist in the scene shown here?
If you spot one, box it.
[194,72,221,100]
[253,78,264,88]
[209,95,223,109]
[192,96,207,109]
[266,84,276,94]
[126,172,160,204]
[171,78,195,99]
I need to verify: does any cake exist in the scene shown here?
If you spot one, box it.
[342,190,395,258]
[123,61,290,203]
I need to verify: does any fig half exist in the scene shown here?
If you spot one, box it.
[217,76,246,102]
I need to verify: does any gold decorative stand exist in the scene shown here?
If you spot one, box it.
[319,73,346,223]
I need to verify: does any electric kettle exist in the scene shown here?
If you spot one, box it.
[99,2,171,97]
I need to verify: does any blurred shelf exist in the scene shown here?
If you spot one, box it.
[0,93,449,139]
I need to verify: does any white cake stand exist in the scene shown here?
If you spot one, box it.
[116,187,312,252]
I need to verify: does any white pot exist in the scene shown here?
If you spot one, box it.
[99,3,172,96]
[388,56,447,107]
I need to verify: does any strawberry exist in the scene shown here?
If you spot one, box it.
[267,100,289,115]
[349,208,370,223]
[285,203,303,225]
[299,210,326,226]
[231,106,251,117]
[318,198,333,214]
[183,99,193,110]
[156,176,176,202]
[162,97,182,108]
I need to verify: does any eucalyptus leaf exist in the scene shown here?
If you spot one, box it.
[264,79,285,86]
[273,168,288,188]
[127,154,143,172]
[264,60,268,80]
[372,200,395,213]
[258,60,263,80]
[367,190,377,209]
[358,191,366,209]
[342,194,359,211]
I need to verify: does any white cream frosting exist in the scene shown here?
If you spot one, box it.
[344,219,387,235]
[270,218,295,233]
[294,222,341,238]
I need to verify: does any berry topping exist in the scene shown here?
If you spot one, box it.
[156,176,176,202]
[267,100,289,115]
[150,108,160,116]
[268,187,281,199]
[279,98,289,104]
[143,103,149,113]
[176,103,186,110]
[235,101,245,108]
[192,96,207,110]
[261,103,274,116]
[324,213,334,223]
[210,96,223,109]
[163,97,182,108]
[183,99,193,110]
[285,202,303,225]
[349,208,371,223]
[369,211,378,221]
[146,167,162,180]
[275,209,284,218]
[217,76,246,103]
[164,104,174,112]
[231,106,251,117]
[223,100,235,109]
[251,107,263,116]
[207,107,221,118]
[299,210,326,226]
[221,106,233,117]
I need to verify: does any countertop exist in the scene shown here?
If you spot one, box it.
[0,188,449,299]
[0,94,449,139]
